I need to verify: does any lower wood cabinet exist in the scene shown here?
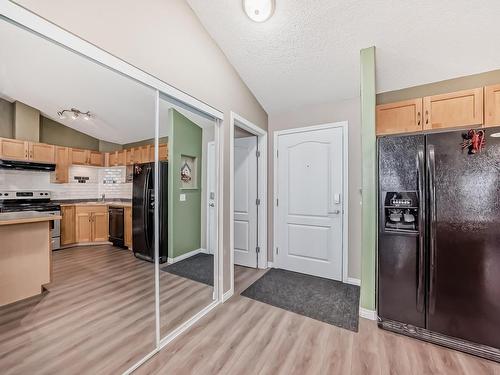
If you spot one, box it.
[124,207,132,249]
[75,206,109,244]
[61,205,76,245]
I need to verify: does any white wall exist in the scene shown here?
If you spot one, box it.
[268,97,362,279]
[13,0,269,292]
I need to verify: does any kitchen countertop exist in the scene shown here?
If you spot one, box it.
[58,200,132,208]
[0,211,62,226]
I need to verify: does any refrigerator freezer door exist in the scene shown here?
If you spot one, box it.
[378,134,426,327]
[427,127,500,350]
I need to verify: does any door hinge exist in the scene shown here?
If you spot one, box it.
[276,247,279,254]
[276,150,279,158]
[256,198,261,206]
[256,246,260,254]
[276,198,279,206]
[256,150,261,158]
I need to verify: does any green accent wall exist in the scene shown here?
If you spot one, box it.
[168,109,202,259]
[360,46,377,311]
[40,116,100,150]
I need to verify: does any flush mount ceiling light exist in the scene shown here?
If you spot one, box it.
[57,108,92,121]
[243,0,275,22]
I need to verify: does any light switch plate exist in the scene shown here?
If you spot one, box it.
[180,194,186,202]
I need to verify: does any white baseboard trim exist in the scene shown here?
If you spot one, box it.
[168,248,206,264]
[222,288,234,303]
[346,277,361,286]
[267,261,274,268]
[359,307,377,321]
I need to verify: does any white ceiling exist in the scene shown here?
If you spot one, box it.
[187,0,500,114]
[0,19,213,144]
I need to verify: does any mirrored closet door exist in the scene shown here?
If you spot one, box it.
[0,17,157,374]
[157,93,219,340]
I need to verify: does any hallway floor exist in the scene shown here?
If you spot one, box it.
[135,266,500,375]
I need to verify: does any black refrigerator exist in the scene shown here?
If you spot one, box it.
[378,127,500,361]
[132,161,168,263]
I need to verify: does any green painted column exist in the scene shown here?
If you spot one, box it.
[360,46,377,311]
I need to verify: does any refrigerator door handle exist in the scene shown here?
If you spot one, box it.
[416,146,425,313]
[427,144,437,314]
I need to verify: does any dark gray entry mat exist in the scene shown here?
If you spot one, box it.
[241,268,360,332]
[161,253,213,286]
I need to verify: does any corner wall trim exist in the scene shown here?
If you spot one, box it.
[347,277,361,286]
[168,248,206,264]
[359,307,377,321]
[222,288,234,303]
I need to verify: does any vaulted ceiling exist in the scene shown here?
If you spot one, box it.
[187,0,500,114]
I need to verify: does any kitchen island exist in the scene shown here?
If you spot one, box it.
[0,211,61,306]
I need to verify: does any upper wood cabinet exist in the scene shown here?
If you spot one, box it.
[52,146,70,183]
[423,88,483,130]
[485,84,500,127]
[376,99,423,135]
[88,151,104,166]
[0,138,56,163]
[71,148,89,165]
[29,142,55,163]
[0,138,28,160]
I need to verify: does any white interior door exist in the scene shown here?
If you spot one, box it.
[207,142,216,254]
[276,126,344,280]
[234,136,258,268]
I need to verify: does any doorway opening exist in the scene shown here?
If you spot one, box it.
[226,112,268,301]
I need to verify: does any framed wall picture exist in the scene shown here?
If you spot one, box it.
[180,154,197,189]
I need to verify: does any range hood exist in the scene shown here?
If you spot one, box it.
[0,159,56,171]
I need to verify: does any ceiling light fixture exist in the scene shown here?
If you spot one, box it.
[243,0,275,23]
[57,108,92,121]
[490,132,500,138]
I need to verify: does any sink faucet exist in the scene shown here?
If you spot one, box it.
[100,194,106,202]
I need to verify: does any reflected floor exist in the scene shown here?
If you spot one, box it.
[0,245,212,375]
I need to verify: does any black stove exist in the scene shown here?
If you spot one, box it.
[0,190,60,213]
[0,190,61,250]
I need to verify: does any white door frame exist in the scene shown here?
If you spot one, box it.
[273,121,350,284]
[227,111,268,301]
[0,3,226,374]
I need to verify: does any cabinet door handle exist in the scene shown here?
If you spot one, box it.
[417,111,421,126]
[425,110,429,125]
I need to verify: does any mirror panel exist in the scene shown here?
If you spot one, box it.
[0,18,157,373]
[158,93,217,339]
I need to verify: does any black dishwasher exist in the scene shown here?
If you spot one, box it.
[109,206,125,247]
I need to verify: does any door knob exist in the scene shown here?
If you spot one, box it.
[331,210,341,215]
[209,202,215,207]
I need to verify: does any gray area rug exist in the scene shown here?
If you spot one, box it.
[241,268,360,332]
[161,253,213,286]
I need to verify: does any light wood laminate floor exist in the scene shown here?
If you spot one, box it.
[135,265,500,375]
[0,245,213,375]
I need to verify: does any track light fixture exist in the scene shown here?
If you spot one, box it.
[57,108,92,121]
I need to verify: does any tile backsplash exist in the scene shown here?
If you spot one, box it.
[0,166,132,200]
